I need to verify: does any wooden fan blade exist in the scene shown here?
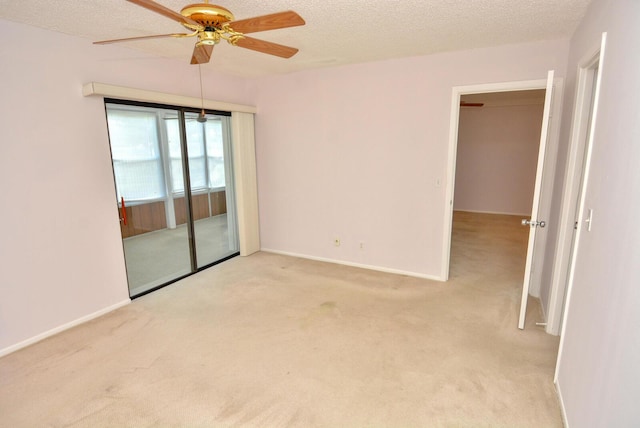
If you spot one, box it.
[94,33,189,45]
[127,0,202,28]
[460,102,484,107]
[235,36,299,58]
[229,11,305,34]
[191,44,214,64]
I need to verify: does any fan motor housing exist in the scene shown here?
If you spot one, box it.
[180,4,234,28]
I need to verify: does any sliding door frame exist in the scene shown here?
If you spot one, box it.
[104,98,239,298]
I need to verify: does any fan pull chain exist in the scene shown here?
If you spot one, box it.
[199,64,205,112]
[197,64,207,123]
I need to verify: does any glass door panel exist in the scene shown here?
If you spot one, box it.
[106,102,240,297]
[184,111,239,268]
[106,103,192,296]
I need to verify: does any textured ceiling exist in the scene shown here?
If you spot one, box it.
[0,0,592,78]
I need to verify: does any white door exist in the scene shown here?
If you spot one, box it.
[518,70,555,329]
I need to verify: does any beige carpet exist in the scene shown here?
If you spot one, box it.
[0,212,562,427]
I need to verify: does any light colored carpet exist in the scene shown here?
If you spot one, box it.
[0,212,562,427]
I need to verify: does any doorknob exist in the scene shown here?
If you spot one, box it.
[521,219,546,228]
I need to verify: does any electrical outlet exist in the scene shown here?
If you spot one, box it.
[359,242,365,250]
[334,238,341,247]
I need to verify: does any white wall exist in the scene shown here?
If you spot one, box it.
[0,19,252,354]
[555,0,640,425]
[251,40,569,278]
[454,104,544,215]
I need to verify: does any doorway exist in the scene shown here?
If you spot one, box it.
[442,75,563,329]
[450,90,547,321]
[105,100,240,297]
[454,89,550,327]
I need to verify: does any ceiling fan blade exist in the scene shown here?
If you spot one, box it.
[235,36,299,58]
[460,102,485,107]
[127,0,202,28]
[94,33,190,45]
[229,11,305,34]
[191,44,214,64]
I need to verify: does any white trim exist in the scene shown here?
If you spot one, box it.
[556,382,570,428]
[451,79,550,94]
[82,82,257,114]
[262,249,444,281]
[442,78,549,281]
[0,299,131,357]
[547,36,606,336]
[555,32,608,383]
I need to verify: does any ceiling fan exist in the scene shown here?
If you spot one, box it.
[94,0,306,64]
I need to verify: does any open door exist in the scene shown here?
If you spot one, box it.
[518,70,555,329]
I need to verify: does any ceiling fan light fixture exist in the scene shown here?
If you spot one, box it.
[197,38,217,46]
[196,29,223,47]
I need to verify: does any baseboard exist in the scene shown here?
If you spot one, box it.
[555,381,570,427]
[453,209,530,217]
[260,248,444,282]
[0,299,131,358]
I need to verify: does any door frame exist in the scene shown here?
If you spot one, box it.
[441,76,564,284]
[548,34,607,337]
[105,99,241,298]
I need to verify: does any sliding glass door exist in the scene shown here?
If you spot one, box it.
[105,101,239,297]
[183,111,239,267]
